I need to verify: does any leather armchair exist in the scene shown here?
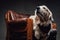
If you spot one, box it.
[5,10,33,40]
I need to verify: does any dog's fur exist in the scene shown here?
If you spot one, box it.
[29,5,54,40]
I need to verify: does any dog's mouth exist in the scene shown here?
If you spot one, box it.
[37,12,49,23]
[37,13,45,23]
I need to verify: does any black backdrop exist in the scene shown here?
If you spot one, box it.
[0,0,60,40]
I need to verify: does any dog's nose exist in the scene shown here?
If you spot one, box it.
[36,7,40,13]
[37,7,40,10]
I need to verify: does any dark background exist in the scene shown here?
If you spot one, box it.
[0,0,60,40]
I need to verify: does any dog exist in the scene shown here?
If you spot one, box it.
[29,5,55,40]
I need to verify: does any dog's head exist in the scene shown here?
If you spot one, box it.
[35,5,54,26]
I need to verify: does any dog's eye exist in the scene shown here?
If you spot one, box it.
[43,7,48,12]
[43,7,46,9]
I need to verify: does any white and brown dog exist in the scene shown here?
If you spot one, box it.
[29,5,56,40]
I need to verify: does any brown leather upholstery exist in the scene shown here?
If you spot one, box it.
[51,23,57,29]
[5,10,33,40]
